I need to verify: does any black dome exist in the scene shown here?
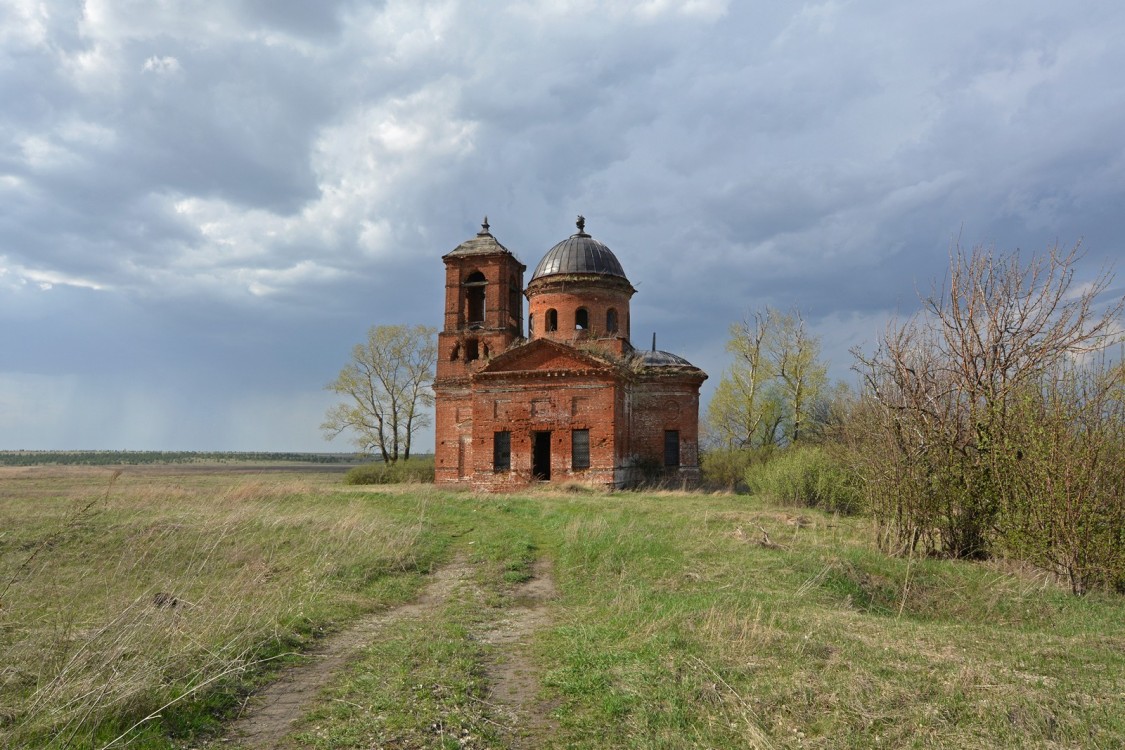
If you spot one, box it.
[530,220,628,282]
[636,349,696,367]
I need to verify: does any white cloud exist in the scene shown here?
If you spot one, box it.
[239,260,345,297]
[0,0,50,50]
[15,120,117,172]
[18,135,76,170]
[0,257,107,292]
[362,0,459,64]
[121,76,481,300]
[509,0,727,22]
[0,0,52,51]
[630,0,728,21]
[141,55,181,74]
[56,118,118,148]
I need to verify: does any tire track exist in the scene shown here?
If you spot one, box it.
[478,557,559,748]
[222,559,470,749]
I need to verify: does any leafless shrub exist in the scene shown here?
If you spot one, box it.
[850,242,1124,568]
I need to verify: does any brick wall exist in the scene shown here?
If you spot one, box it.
[625,375,703,483]
[468,371,625,488]
[433,383,473,483]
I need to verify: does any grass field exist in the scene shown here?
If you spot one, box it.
[2,466,1123,749]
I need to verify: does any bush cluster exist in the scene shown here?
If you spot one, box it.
[845,243,1125,593]
[343,457,435,485]
[700,447,772,491]
[743,446,861,515]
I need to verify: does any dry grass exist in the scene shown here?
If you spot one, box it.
[4,469,1124,748]
[0,468,438,748]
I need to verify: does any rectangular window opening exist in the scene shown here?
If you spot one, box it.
[572,429,590,470]
[493,430,511,472]
[664,430,680,468]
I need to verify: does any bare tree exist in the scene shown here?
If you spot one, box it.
[322,324,437,464]
[852,242,1124,560]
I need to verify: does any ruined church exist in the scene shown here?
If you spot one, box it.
[434,217,706,488]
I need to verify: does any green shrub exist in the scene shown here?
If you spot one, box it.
[700,446,773,491]
[744,446,861,514]
[343,457,434,485]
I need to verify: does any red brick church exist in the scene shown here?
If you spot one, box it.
[433,217,707,488]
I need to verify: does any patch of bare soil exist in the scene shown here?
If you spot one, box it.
[478,557,560,748]
[221,560,470,749]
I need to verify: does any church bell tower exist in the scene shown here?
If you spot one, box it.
[433,218,526,482]
[436,217,525,382]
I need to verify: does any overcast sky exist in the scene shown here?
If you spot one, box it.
[3,0,1124,452]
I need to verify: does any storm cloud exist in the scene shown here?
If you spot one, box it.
[3,0,1124,450]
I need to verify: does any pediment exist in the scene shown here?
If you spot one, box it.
[478,338,618,376]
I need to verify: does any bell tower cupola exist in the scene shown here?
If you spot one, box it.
[436,218,526,384]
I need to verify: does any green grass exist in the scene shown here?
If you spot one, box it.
[2,468,1123,749]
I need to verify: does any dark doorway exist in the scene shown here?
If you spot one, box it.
[532,431,551,480]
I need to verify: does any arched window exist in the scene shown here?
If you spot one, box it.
[465,338,479,362]
[606,308,618,333]
[546,308,558,332]
[575,307,588,330]
[465,271,486,324]
[528,313,535,335]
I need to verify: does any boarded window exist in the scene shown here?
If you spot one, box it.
[664,430,680,468]
[606,308,618,333]
[572,429,590,470]
[493,431,511,472]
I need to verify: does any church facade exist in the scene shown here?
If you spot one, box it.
[433,217,707,489]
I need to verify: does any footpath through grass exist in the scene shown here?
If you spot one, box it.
[2,467,1123,749]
